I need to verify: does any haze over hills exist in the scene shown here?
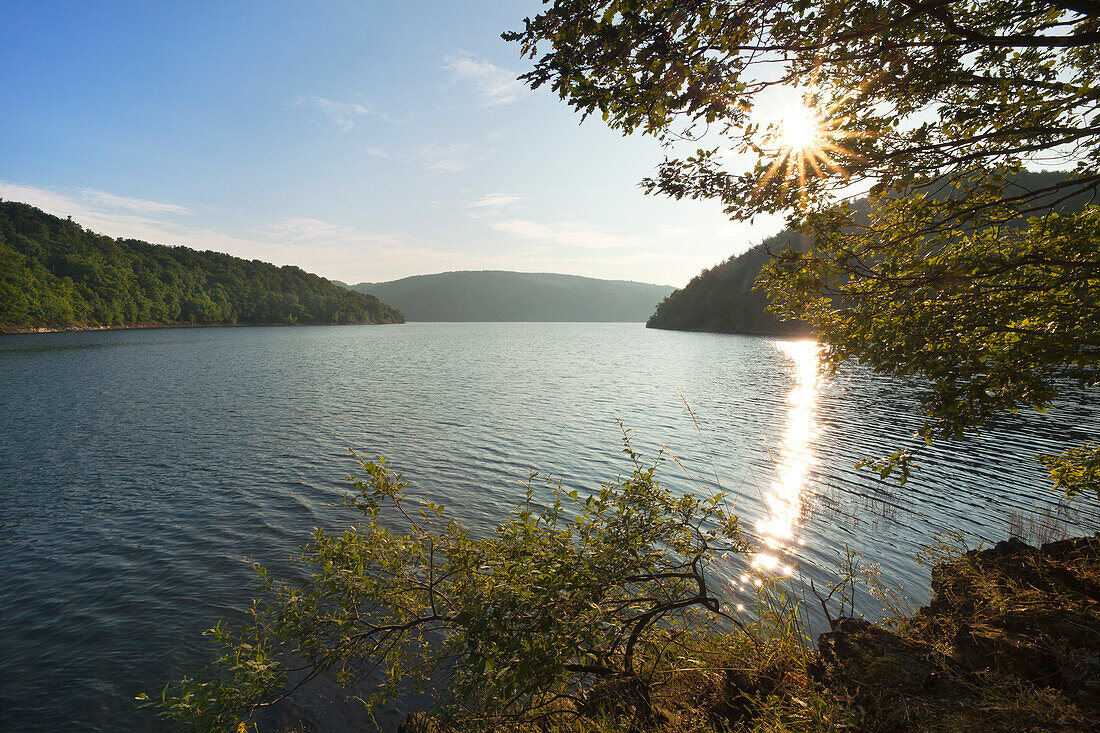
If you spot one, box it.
[0,201,404,331]
[350,271,675,322]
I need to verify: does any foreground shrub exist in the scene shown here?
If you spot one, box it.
[143,439,750,729]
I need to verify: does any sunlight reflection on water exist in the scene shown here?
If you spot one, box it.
[752,340,820,576]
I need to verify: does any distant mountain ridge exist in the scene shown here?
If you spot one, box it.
[351,271,674,322]
[0,201,403,332]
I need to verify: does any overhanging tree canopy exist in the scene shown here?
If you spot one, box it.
[506,0,1100,494]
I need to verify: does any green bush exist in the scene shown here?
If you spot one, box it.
[143,437,750,729]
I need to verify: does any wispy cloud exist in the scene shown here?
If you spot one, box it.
[0,182,92,218]
[295,94,389,131]
[467,193,522,218]
[0,179,421,282]
[266,216,403,248]
[489,218,638,250]
[442,51,526,107]
[360,144,391,159]
[79,189,192,214]
[0,181,682,287]
[414,143,479,173]
[0,181,193,242]
[270,217,342,239]
[470,193,521,209]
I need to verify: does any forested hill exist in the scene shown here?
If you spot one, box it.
[647,170,1088,336]
[646,229,814,336]
[0,201,403,332]
[350,271,675,321]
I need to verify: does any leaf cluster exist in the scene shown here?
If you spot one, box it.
[1040,441,1100,499]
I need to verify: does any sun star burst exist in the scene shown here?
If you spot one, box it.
[754,95,867,206]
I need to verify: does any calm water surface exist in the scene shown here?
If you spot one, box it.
[2,323,1097,730]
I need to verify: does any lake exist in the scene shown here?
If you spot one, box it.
[2,322,1097,730]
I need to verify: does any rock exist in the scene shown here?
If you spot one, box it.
[398,711,440,733]
[814,535,1100,730]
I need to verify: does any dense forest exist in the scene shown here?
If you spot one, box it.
[351,270,674,322]
[646,229,813,335]
[0,201,403,331]
[648,170,1085,336]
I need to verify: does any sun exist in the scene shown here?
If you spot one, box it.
[778,108,822,152]
[753,97,864,203]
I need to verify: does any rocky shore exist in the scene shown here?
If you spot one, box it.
[0,322,190,335]
[400,535,1100,731]
[815,535,1100,731]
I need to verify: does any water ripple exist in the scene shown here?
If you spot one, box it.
[1,323,1096,730]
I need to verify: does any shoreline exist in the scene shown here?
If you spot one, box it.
[0,320,404,336]
[645,323,815,338]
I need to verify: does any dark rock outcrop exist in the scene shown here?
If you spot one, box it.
[815,536,1100,731]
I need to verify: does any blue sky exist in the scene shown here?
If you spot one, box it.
[1,1,786,286]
